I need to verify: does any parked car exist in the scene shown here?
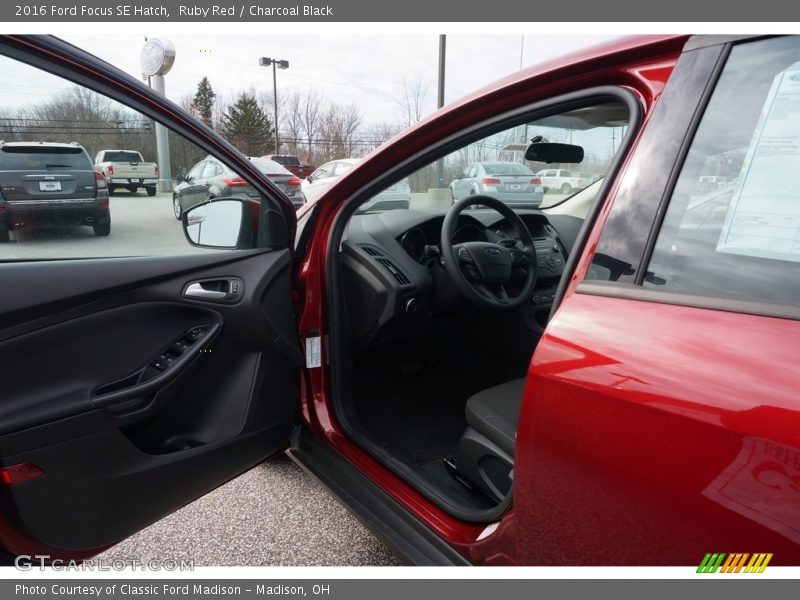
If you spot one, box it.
[301,157,411,211]
[0,140,110,241]
[262,154,315,179]
[450,161,544,207]
[301,158,359,204]
[3,34,800,568]
[94,149,158,196]
[535,168,594,195]
[172,155,303,219]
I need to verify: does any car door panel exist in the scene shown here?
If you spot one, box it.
[516,292,800,564]
[0,250,301,554]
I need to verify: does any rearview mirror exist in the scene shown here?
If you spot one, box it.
[525,142,584,164]
[182,199,248,248]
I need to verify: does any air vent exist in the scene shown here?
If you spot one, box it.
[376,258,411,285]
[360,245,382,257]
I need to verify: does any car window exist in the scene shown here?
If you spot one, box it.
[644,37,800,307]
[0,145,92,170]
[201,161,221,179]
[250,158,291,176]
[312,164,334,180]
[334,161,356,176]
[355,100,629,214]
[186,161,206,181]
[0,53,287,259]
[102,151,142,163]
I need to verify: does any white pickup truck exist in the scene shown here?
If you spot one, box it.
[535,168,595,195]
[94,150,159,196]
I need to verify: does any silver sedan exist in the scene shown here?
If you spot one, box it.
[450,161,544,208]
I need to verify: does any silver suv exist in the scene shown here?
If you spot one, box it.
[0,141,110,242]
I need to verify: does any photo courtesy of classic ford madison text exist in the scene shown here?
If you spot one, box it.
[0,33,798,567]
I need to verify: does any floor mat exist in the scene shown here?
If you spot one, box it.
[352,341,514,468]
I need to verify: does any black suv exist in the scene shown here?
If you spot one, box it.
[0,141,110,242]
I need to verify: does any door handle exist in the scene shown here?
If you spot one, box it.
[182,278,243,302]
[184,282,227,299]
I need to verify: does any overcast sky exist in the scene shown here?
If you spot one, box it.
[58,34,621,126]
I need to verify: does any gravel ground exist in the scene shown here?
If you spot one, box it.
[97,456,403,566]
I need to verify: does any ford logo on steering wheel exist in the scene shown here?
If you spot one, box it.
[485,247,502,256]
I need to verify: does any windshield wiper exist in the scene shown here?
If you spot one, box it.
[45,163,72,168]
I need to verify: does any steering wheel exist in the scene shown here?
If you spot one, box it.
[441,195,537,310]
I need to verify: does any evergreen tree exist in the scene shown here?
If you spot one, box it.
[221,93,273,156]
[191,76,216,128]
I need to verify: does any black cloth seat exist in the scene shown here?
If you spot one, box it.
[464,378,525,456]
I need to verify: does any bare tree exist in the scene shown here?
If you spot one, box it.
[279,90,304,157]
[360,121,402,154]
[318,102,362,161]
[395,76,431,128]
[300,89,324,162]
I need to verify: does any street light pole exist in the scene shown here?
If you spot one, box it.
[259,57,289,154]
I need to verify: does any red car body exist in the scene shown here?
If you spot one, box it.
[292,34,800,564]
[264,155,316,180]
[0,34,798,566]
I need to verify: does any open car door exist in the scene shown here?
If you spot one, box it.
[0,36,302,558]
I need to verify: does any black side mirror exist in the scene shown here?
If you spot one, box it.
[176,174,185,184]
[525,142,584,164]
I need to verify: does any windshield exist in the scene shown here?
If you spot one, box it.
[354,100,628,214]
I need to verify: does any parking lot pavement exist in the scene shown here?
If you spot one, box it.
[97,455,403,566]
[0,191,208,259]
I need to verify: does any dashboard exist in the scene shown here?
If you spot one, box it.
[340,208,583,346]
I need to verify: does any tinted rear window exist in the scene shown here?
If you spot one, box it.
[103,151,142,162]
[0,146,91,170]
[250,158,290,176]
[270,155,300,166]
[484,163,533,176]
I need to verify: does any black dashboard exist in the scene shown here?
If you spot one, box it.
[340,208,582,346]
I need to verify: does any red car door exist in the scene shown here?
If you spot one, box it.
[514,36,800,565]
[0,36,301,560]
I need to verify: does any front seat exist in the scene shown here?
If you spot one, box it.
[455,379,525,501]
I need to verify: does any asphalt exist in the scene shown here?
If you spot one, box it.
[97,455,403,566]
[0,191,206,259]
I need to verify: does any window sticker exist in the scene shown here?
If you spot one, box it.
[717,62,800,262]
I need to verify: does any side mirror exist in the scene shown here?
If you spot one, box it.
[176,174,185,184]
[306,175,315,183]
[182,199,251,249]
[525,142,584,164]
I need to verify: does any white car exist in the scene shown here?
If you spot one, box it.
[302,158,410,212]
[301,159,359,204]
